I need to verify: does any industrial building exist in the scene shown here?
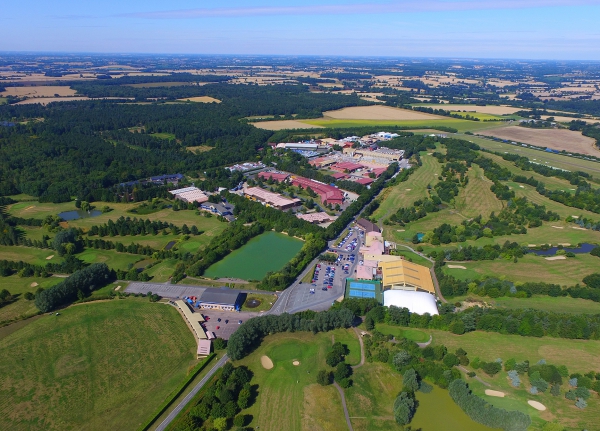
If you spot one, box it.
[169,187,209,204]
[291,176,344,206]
[198,289,243,312]
[258,171,290,183]
[244,187,301,210]
[296,212,336,224]
[331,161,364,173]
[380,260,435,294]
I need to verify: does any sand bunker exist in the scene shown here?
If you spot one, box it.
[46,255,54,260]
[485,390,505,398]
[447,265,467,269]
[527,244,537,247]
[292,360,300,366]
[30,282,38,288]
[261,355,274,370]
[572,227,587,231]
[545,256,567,261]
[527,400,546,411]
[406,188,412,191]
[115,285,122,291]
[551,226,564,229]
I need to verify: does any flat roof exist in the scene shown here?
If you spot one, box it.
[197,339,212,356]
[170,186,198,195]
[356,265,375,280]
[381,260,435,294]
[199,289,241,306]
[297,212,335,223]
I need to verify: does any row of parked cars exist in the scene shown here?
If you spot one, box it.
[311,263,335,291]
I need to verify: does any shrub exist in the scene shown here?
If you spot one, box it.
[550,384,561,397]
[575,397,588,409]
[402,369,419,393]
[508,370,521,387]
[393,350,411,370]
[443,353,460,368]
[482,361,502,376]
[334,363,352,382]
[317,370,332,386]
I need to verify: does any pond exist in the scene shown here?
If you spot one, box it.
[204,231,304,281]
[528,243,596,256]
[58,209,103,221]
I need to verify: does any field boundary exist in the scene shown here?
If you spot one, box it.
[137,353,216,431]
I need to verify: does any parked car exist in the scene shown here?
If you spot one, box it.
[238,320,243,324]
[216,326,220,330]
[217,318,221,322]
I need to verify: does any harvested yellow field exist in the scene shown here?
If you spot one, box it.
[483,126,598,155]
[431,104,523,115]
[15,97,90,105]
[1,85,77,98]
[322,105,445,120]
[252,120,323,130]
[177,96,221,103]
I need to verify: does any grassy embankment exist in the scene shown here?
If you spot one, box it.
[0,300,197,431]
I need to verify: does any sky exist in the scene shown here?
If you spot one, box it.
[1,0,600,60]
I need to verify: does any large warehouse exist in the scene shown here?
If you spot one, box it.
[198,289,244,312]
[244,187,301,210]
[380,260,435,294]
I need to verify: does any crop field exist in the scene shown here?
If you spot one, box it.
[450,111,514,121]
[0,300,197,431]
[234,329,361,430]
[301,118,504,133]
[442,253,600,286]
[322,105,446,120]
[177,96,221,103]
[252,119,324,130]
[413,104,524,115]
[1,85,77,98]
[482,126,599,156]
[14,97,91,105]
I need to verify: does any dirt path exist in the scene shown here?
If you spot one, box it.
[333,382,354,431]
[351,327,365,369]
[458,365,490,387]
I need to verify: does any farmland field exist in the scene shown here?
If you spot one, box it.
[204,231,303,280]
[14,97,91,105]
[1,85,77,98]
[301,118,503,133]
[0,300,197,431]
[482,126,599,156]
[177,96,221,103]
[322,105,446,120]
[413,103,524,115]
[252,119,324,130]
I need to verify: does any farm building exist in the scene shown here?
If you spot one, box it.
[380,260,435,294]
[296,212,336,224]
[169,187,209,204]
[244,187,301,210]
[198,289,243,312]
[357,218,381,233]
[383,290,439,316]
[258,171,290,183]
[291,176,344,206]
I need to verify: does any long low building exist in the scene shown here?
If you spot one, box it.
[174,300,207,340]
[296,212,336,224]
[244,187,301,210]
[258,171,290,182]
[291,176,344,206]
[380,259,435,294]
[169,187,209,204]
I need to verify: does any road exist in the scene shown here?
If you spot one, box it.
[154,354,229,431]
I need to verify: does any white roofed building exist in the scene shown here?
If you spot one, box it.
[383,290,439,316]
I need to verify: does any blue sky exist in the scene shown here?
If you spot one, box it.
[2,0,600,59]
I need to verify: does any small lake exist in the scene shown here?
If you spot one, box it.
[58,209,103,221]
[204,231,304,281]
[529,243,596,256]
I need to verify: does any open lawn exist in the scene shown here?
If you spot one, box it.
[144,259,178,282]
[374,323,430,342]
[240,293,276,312]
[234,329,361,431]
[150,132,176,140]
[455,164,505,219]
[75,249,143,271]
[482,126,599,156]
[0,298,40,326]
[0,300,197,431]
[429,329,600,374]
[322,105,446,121]
[0,245,60,266]
[0,274,62,297]
[442,252,600,286]
[491,295,600,315]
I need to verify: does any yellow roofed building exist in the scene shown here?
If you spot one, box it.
[380,260,435,294]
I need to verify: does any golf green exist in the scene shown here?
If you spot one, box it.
[204,231,303,280]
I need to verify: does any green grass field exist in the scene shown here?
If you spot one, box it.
[0,97,7,105]
[0,298,40,325]
[234,329,361,430]
[374,323,430,342]
[0,245,60,266]
[301,118,506,133]
[0,274,62,297]
[145,259,179,282]
[0,300,197,431]
[240,293,277,312]
[75,249,143,271]
[491,295,600,314]
[450,111,517,121]
[442,253,600,286]
[454,164,505,219]
[150,132,177,140]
